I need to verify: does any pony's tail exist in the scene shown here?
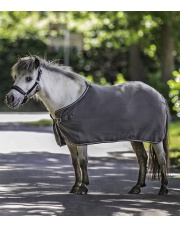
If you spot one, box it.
[148,144,161,180]
[148,104,170,180]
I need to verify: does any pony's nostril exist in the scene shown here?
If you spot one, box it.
[11,94,15,102]
[7,94,14,104]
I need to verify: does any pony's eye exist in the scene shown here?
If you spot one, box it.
[26,77,33,82]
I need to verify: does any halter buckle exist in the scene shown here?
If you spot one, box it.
[22,95,29,105]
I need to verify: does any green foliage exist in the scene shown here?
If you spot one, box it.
[147,71,170,98]
[1,11,180,113]
[0,12,48,40]
[168,71,180,115]
[114,73,126,84]
[169,121,180,167]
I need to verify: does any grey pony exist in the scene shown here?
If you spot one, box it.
[6,56,170,196]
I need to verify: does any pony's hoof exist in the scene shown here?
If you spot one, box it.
[158,187,168,195]
[69,185,79,194]
[128,186,141,194]
[78,185,88,195]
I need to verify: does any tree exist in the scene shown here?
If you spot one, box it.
[1,11,180,113]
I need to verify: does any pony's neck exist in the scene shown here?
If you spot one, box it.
[37,68,87,119]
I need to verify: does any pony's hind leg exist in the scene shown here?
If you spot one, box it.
[77,145,89,195]
[151,142,168,195]
[129,141,148,194]
[66,142,82,194]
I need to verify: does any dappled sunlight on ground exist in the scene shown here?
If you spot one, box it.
[0,151,179,216]
[0,117,179,215]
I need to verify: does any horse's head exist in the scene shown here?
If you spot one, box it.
[6,56,42,109]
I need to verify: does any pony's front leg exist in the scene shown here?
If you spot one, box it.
[66,142,82,194]
[129,141,148,194]
[77,145,89,195]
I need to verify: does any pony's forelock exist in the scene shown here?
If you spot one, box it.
[11,56,39,79]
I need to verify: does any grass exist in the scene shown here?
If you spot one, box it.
[169,121,180,150]
[26,119,53,127]
[169,120,180,167]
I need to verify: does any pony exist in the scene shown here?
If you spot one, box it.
[6,56,170,195]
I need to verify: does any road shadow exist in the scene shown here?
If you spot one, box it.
[0,151,179,216]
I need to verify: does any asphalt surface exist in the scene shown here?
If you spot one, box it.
[0,114,179,216]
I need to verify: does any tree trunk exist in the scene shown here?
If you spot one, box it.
[129,43,146,82]
[161,23,175,83]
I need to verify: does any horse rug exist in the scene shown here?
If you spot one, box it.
[53,81,168,147]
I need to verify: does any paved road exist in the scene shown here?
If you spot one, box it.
[0,113,179,216]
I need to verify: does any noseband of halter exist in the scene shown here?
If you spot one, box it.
[11,68,42,105]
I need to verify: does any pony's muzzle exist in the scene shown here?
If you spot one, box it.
[6,93,15,105]
[5,91,21,109]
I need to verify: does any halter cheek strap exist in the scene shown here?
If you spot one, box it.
[11,68,42,105]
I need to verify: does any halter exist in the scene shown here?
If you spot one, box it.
[11,68,42,105]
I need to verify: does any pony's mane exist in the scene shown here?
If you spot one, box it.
[11,55,85,82]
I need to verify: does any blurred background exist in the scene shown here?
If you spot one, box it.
[0,11,179,114]
[0,11,179,166]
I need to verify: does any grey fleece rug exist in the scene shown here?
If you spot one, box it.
[53,81,168,147]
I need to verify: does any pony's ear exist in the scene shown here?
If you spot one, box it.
[18,55,22,61]
[34,57,40,69]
